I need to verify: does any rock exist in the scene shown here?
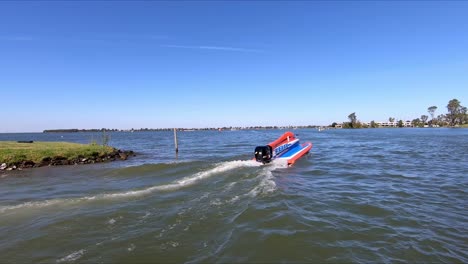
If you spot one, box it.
[37,157,51,167]
[50,156,67,166]
[118,152,128,160]
[1,148,135,171]
[21,160,35,168]
[60,160,70,165]
[53,156,67,161]
[38,162,48,167]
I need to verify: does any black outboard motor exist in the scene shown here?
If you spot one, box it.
[254,145,273,164]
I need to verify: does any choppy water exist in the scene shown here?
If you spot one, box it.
[0,129,467,263]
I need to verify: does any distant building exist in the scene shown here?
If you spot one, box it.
[375,120,412,128]
[377,121,397,127]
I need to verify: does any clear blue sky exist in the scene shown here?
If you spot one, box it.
[1,1,467,132]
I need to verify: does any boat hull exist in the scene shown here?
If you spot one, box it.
[254,132,312,166]
[275,141,312,165]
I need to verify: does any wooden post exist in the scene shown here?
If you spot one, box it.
[174,128,179,153]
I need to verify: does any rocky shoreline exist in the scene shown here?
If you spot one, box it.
[0,149,135,171]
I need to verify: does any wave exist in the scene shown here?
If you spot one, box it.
[56,249,86,263]
[0,160,262,213]
[102,160,206,177]
[100,160,261,198]
[246,160,285,197]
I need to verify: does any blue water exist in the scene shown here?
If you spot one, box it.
[0,128,467,263]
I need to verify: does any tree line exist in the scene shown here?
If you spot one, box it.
[336,98,468,128]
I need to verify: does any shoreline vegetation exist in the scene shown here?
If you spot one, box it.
[40,99,467,132]
[41,124,468,133]
[336,98,468,129]
[0,141,134,171]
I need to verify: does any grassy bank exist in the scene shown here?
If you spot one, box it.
[0,141,119,167]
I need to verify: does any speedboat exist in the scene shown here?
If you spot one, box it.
[254,131,312,166]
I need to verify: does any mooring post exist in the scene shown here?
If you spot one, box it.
[174,128,179,153]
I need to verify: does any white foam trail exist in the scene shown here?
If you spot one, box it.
[247,160,286,197]
[100,160,261,198]
[224,160,283,202]
[0,199,63,213]
[0,160,261,213]
[228,195,240,203]
[247,170,276,197]
[271,158,289,168]
[56,249,86,263]
[225,181,237,191]
[127,244,136,252]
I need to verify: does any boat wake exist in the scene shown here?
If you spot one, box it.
[247,159,287,197]
[100,160,262,198]
[0,160,266,213]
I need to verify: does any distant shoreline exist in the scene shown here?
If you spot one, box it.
[1,126,466,134]
[41,126,468,133]
[42,126,321,133]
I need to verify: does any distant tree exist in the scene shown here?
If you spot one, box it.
[331,122,337,127]
[370,120,377,128]
[447,99,465,126]
[398,120,404,127]
[421,115,428,125]
[435,114,446,126]
[428,106,437,122]
[342,122,352,129]
[461,106,468,125]
[389,117,395,122]
[348,112,357,128]
[412,118,422,127]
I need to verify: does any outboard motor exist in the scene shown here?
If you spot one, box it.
[254,145,273,164]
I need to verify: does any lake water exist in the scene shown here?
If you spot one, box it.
[0,129,467,263]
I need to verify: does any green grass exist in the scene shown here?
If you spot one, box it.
[0,141,115,165]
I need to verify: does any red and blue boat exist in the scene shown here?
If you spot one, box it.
[254,131,312,166]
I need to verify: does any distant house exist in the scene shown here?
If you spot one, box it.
[377,121,397,127]
[375,120,413,127]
